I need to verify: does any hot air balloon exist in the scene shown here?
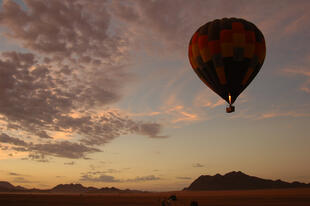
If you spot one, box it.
[188,18,266,113]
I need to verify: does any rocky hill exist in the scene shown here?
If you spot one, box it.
[184,171,310,191]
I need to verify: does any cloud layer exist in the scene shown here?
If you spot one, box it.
[0,0,165,160]
[80,173,160,183]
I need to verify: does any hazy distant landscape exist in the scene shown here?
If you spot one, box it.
[1,171,310,193]
[1,171,310,205]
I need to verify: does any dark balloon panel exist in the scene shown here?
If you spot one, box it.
[188,18,266,106]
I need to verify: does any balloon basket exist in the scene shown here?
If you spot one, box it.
[226,105,235,113]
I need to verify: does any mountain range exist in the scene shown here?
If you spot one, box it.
[0,181,142,193]
[2,171,310,193]
[184,171,310,191]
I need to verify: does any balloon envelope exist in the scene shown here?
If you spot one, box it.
[188,18,266,105]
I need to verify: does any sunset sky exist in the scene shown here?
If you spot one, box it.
[0,0,309,192]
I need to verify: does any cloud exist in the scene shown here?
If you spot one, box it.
[29,141,100,159]
[258,111,310,120]
[194,91,225,108]
[12,177,31,183]
[256,2,310,38]
[111,0,193,52]
[172,110,199,123]
[81,168,132,178]
[0,0,167,161]
[9,172,21,176]
[111,0,310,54]
[56,176,65,178]
[0,0,126,63]
[87,169,123,175]
[126,102,200,125]
[35,131,52,139]
[64,161,75,165]
[283,68,310,77]
[0,47,164,159]
[166,105,199,123]
[80,174,160,183]
[131,122,168,138]
[27,153,49,162]
[0,133,100,159]
[126,175,160,182]
[192,163,204,168]
[283,12,310,35]
[227,103,310,120]
[0,51,130,140]
[111,0,250,52]
[0,133,28,146]
[80,174,121,183]
[283,67,310,93]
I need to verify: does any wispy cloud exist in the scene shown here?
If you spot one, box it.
[80,174,121,183]
[8,172,21,176]
[283,68,310,77]
[172,111,198,123]
[84,169,121,176]
[283,67,310,93]
[126,175,161,182]
[80,174,160,183]
[126,103,199,125]
[64,161,75,165]
[193,90,225,108]
[258,111,310,119]
[160,94,200,124]
[56,176,65,178]
[192,163,204,168]
[13,177,32,183]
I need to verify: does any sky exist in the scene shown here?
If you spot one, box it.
[0,0,309,192]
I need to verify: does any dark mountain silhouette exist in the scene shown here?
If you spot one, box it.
[0,181,26,192]
[184,171,310,191]
[0,181,15,189]
[0,182,143,193]
[50,184,94,193]
[49,184,128,193]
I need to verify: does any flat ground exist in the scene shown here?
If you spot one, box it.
[1,188,310,206]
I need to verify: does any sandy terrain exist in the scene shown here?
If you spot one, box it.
[0,188,310,206]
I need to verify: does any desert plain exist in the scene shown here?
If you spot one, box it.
[1,188,310,206]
